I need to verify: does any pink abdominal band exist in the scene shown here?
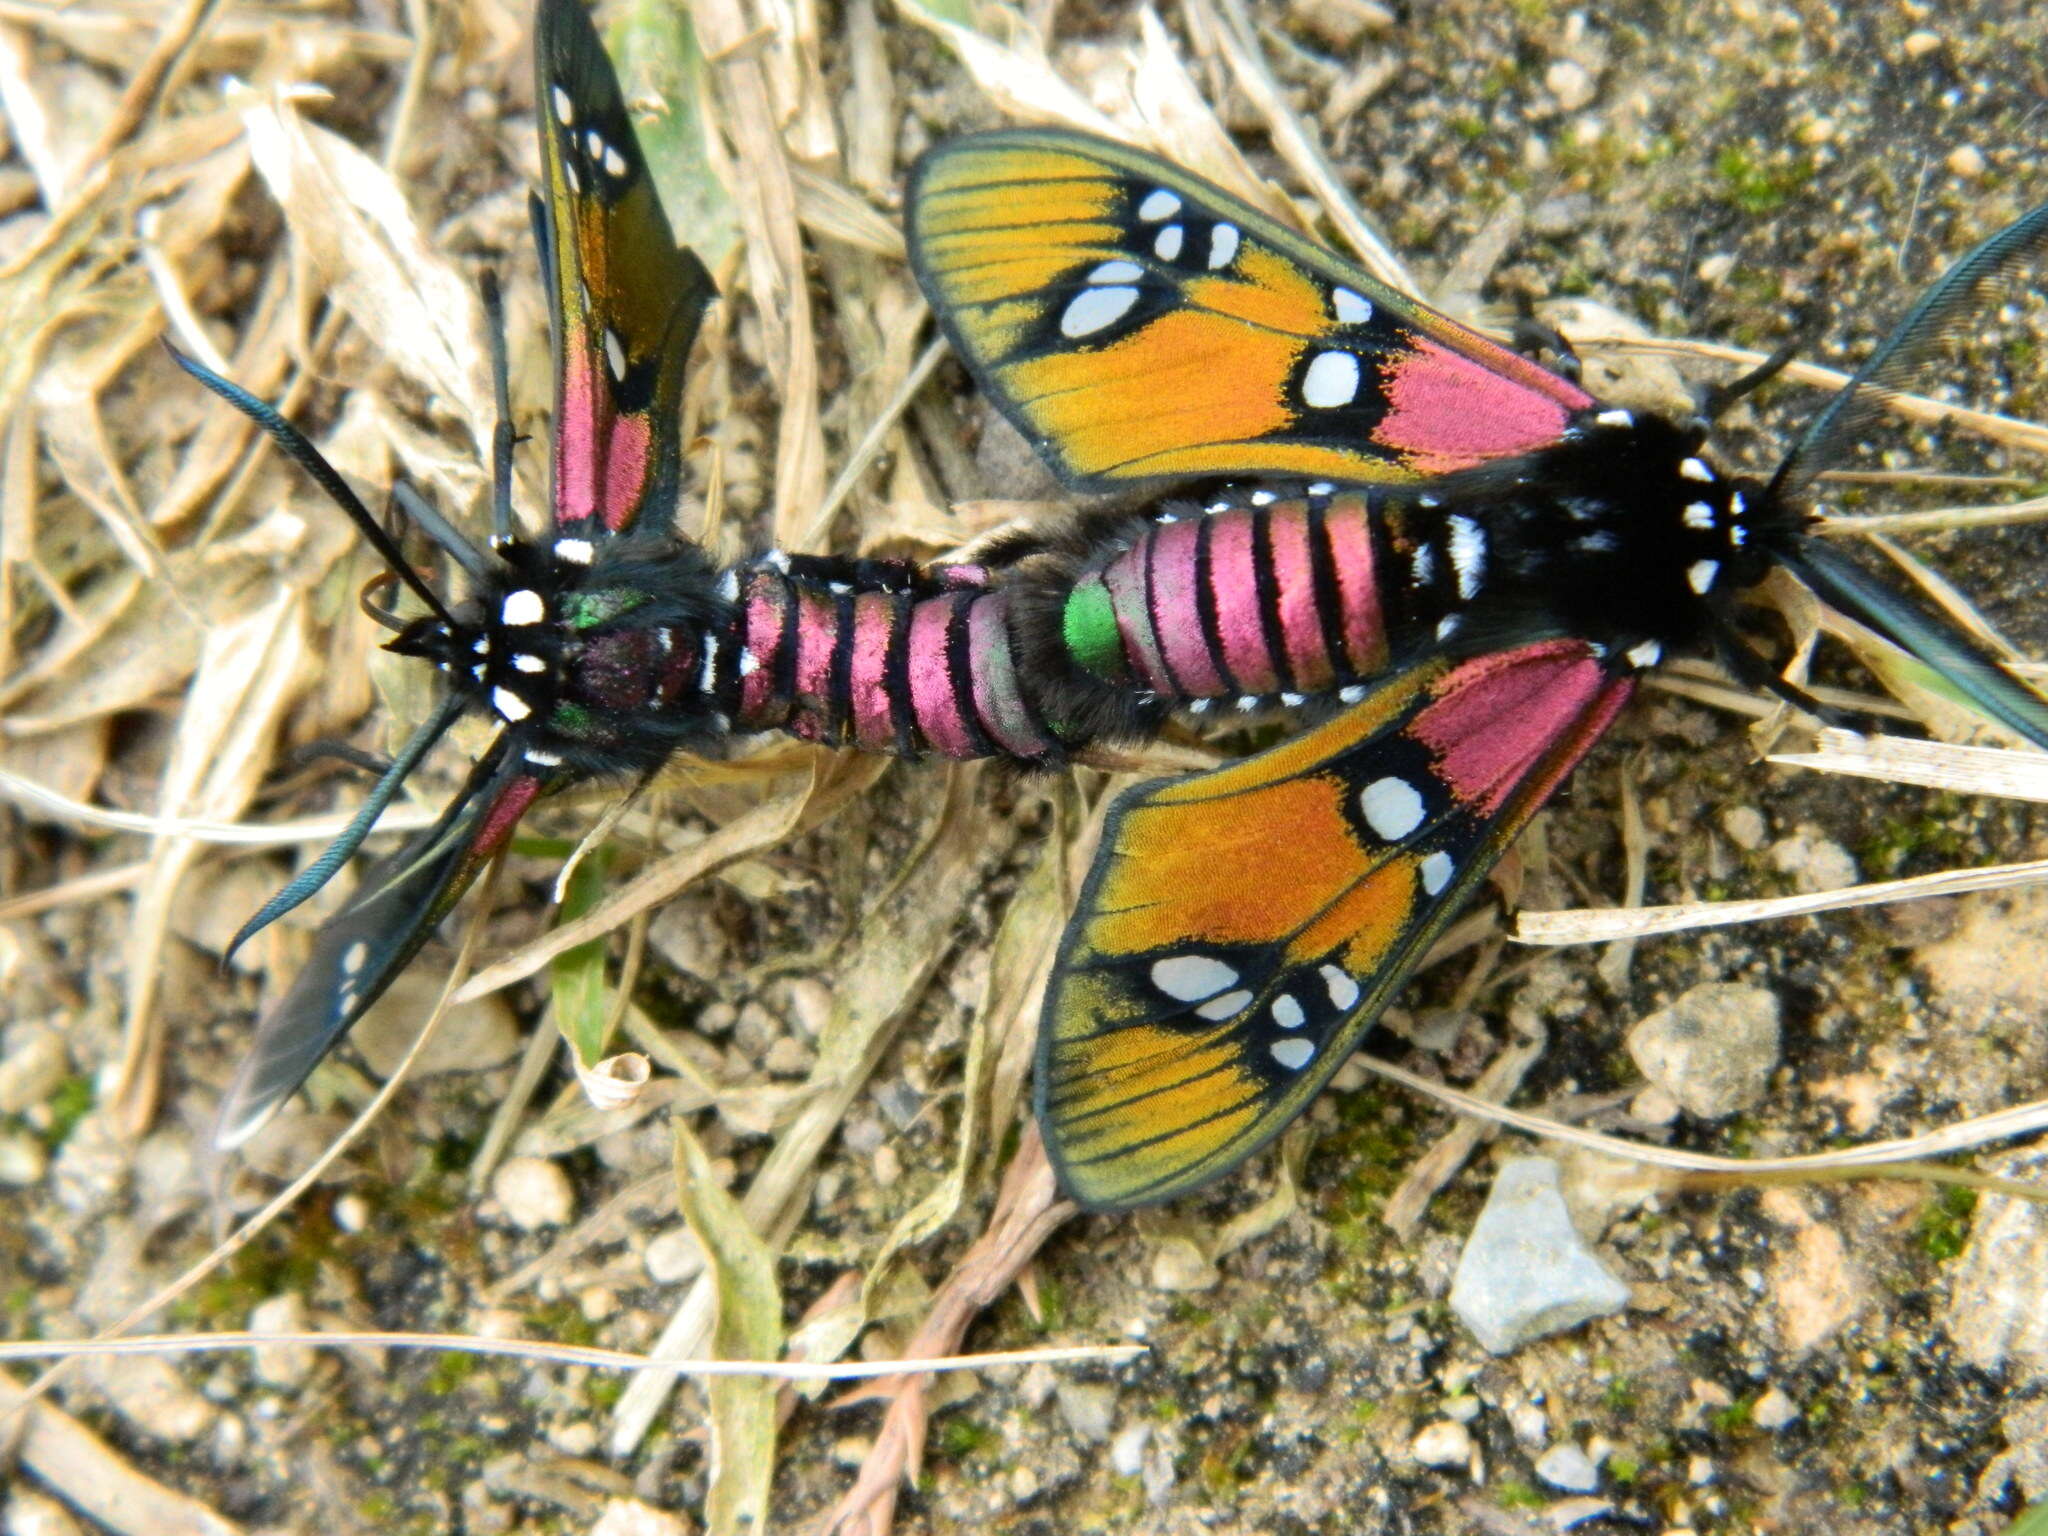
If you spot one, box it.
[1089,491,1391,704]
[729,564,1058,762]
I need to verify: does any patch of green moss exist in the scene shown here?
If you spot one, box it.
[1919,1185,1978,1262]
[44,1076,94,1147]
[935,1414,998,1460]
[1714,145,1814,215]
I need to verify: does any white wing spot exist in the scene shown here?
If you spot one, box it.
[525,748,563,767]
[493,686,531,721]
[502,589,545,627]
[1151,955,1239,1002]
[1250,489,1277,506]
[718,569,741,601]
[1680,457,1715,482]
[1060,285,1140,338]
[1321,964,1360,1011]
[1281,691,1306,707]
[1575,532,1618,553]
[550,86,574,125]
[1307,481,1335,496]
[1339,685,1367,704]
[1189,698,1213,714]
[1088,259,1144,284]
[1332,287,1373,324]
[1437,614,1462,640]
[513,653,546,674]
[1729,491,1747,516]
[1360,776,1426,840]
[605,327,627,380]
[1196,988,1254,1021]
[1627,639,1663,668]
[1448,515,1486,599]
[1683,501,1716,530]
[1688,558,1720,594]
[1411,543,1436,588]
[1272,994,1306,1030]
[699,632,722,692]
[604,144,627,178]
[1138,188,1180,221]
[1595,408,1634,428]
[1235,695,1261,712]
[1419,850,1455,896]
[563,159,582,195]
[1153,223,1185,261]
[1730,524,1749,546]
[1271,1038,1316,1071]
[585,129,605,159]
[1207,222,1240,269]
[737,648,760,677]
[470,663,487,681]
[342,940,369,975]
[1302,351,1361,408]
[472,636,489,654]
[555,537,594,565]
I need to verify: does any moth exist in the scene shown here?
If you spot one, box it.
[903,130,2048,1209]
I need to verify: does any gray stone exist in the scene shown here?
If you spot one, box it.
[1449,1157,1631,1355]
[1055,1381,1116,1444]
[490,1155,574,1230]
[1627,982,1781,1118]
[1944,1150,2048,1371]
[1752,1386,1800,1431]
[1410,1419,1472,1469]
[1535,1443,1600,1492]
[248,1293,315,1389]
[1109,1422,1150,1478]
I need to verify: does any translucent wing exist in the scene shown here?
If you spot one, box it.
[535,0,716,541]
[906,129,1593,493]
[214,755,544,1150]
[1038,640,1634,1209]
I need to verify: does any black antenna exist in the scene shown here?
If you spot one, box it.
[166,342,460,630]
[392,481,493,585]
[221,688,470,966]
[480,269,517,546]
[1769,202,2048,505]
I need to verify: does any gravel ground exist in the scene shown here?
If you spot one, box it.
[5,2,2048,1535]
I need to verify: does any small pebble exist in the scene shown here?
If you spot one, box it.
[872,1143,902,1189]
[1509,1401,1549,1448]
[644,1227,705,1284]
[1720,805,1766,851]
[1536,1442,1601,1492]
[1901,29,1942,59]
[491,1156,575,1230]
[833,1435,874,1468]
[550,1420,599,1456]
[1767,825,1858,893]
[333,1193,371,1233]
[589,1499,691,1536]
[1546,59,1596,112]
[1055,1381,1116,1444]
[248,1294,315,1389]
[1627,983,1781,1119]
[1947,144,1986,179]
[1449,1157,1631,1354]
[1148,1236,1220,1293]
[1695,252,1736,286]
[1689,1454,1716,1485]
[0,1131,47,1186]
[1110,1422,1151,1478]
[1411,1420,1473,1469]
[1752,1386,1800,1431]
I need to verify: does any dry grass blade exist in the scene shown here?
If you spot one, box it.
[238,87,490,451]
[1184,0,1412,291]
[692,0,827,548]
[892,0,1123,137]
[815,1129,1076,1536]
[453,755,880,1002]
[1357,1055,2048,1181]
[113,591,308,1133]
[1518,855,2048,946]
[609,768,1006,1455]
[1769,728,2048,801]
[1,1367,242,1536]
